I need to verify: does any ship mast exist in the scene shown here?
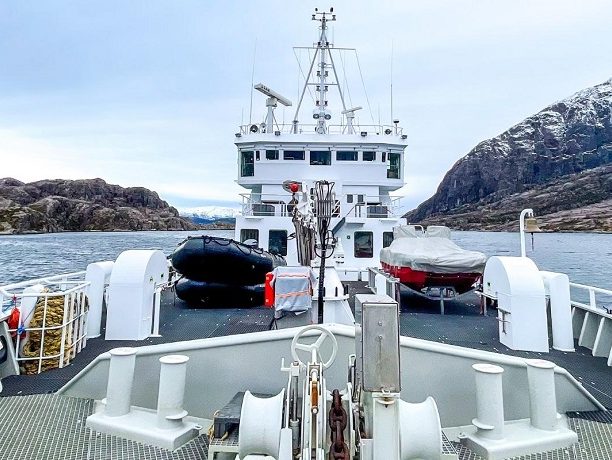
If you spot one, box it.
[293,8,349,134]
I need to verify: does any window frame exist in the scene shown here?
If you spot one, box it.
[240,229,259,244]
[310,150,332,165]
[336,151,358,161]
[383,231,394,248]
[240,151,255,177]
[362,151,376,162]
[268,229,288,256]
[387,152,401,179]
[283,150,305,161]
[354,231,374,258]
[265,149,279,160]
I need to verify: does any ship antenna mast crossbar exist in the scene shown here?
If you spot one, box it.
[292,8,348,134]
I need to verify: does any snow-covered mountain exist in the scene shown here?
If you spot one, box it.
[178,206,240,225]
[404,78,612,231]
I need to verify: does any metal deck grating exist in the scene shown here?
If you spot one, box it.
[0,394,209,460]
[0,394,611,459]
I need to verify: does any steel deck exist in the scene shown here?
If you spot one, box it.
[0,284,610,459]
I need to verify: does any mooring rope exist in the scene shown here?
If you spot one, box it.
[20,291,75,374]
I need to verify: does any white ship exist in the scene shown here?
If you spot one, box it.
[0,9,611,460]
[233,8,406,275]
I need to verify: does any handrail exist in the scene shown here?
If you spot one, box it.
[0,271,86,293]
[238,122,404,136]
[239,193,403,218]
[569,282,612,316]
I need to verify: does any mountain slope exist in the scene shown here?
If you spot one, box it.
[178,206,239,225]
[404,79,612,231]
[0,178,199,233]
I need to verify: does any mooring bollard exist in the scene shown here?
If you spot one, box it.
[156,354,190,430]
[472,363,505,440]
[526,359,559,431]
[105,347,137,417]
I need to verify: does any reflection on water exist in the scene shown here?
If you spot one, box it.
[0,230,233,285]
[0,230,610,294]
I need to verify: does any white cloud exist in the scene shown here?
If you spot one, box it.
[1,0,611,208]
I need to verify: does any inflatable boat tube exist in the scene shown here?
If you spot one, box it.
[175,278,264,308]
[171,236,286,285]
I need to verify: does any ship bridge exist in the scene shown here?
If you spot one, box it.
[233,9,408,270]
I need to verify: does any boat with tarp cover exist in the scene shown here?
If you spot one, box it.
[380,225,487,294]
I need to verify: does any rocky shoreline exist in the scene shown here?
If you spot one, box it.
[0,178,200,234]
[409,166,612,232]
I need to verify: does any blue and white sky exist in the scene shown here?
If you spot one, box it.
[1,0,611,211]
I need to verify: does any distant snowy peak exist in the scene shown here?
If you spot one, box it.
[178,206,241,219]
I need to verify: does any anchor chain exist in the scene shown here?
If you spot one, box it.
[328,389,349,460]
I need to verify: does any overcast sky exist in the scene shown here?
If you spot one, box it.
[1,0,611,211]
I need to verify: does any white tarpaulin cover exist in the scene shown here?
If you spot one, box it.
[380,237,487,274]
[270,266,316,313]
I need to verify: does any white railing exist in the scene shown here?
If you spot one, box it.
[1,272,89,374]
[240,193,403,219]
[569,282,612,314]
[238,122,404,136]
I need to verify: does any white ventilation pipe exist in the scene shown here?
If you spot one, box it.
[472,363,505,440]
[540,271,575,352]
[399,397,442,460]
[526,359,559,431]
[105,347,136,417]
[156,355,190,430]
[85,261,114,338]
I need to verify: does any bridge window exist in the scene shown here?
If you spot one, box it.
[347,194,353,204]
[240,229,259,245]
[240,151,254,177]
[310,151,331,165]
[387,153,401,179]
[362,151,376,161]
[354,231,374,258]
[383,232,394,248]
[284,150,305,160]
[337,151,357,161]
[266,149,279,160]
[269,230,288,256]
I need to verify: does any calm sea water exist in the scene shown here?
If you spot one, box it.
[0,230,610,291]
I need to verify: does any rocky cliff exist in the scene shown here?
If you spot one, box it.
[404,79,612,231]
[0,178,199,233]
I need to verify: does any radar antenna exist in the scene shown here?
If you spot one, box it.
[254,83,292,133]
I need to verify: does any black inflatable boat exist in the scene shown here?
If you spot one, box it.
[175,278,264,308]
[171,236,286,285]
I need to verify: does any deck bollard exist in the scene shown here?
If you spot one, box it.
[105,347,137,417]
[472,363,505,440]
[156,355,190,430]
[526,359,558,431]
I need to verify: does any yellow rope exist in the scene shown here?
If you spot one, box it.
[21,293,73,374]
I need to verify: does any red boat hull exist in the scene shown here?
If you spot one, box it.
[381,262,480,294]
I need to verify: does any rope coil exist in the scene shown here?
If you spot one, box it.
[19,290,86,374]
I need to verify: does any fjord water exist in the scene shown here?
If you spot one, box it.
[0,230,610,292]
